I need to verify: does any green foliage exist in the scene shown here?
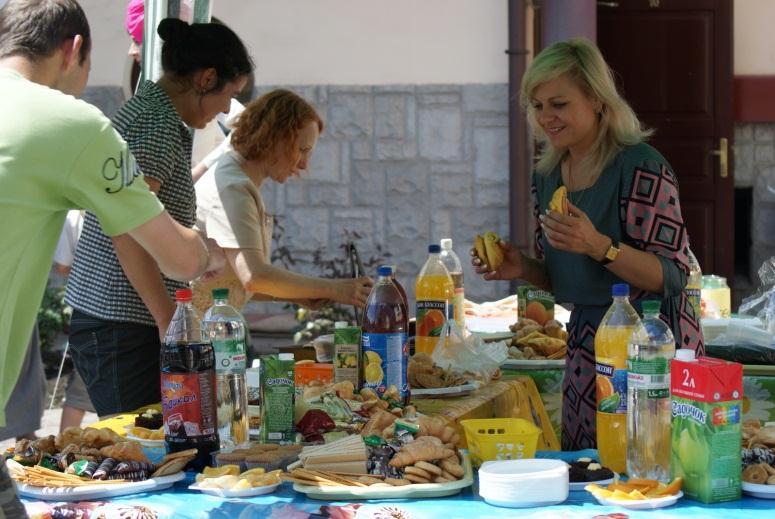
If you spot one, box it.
[37,284,71,353]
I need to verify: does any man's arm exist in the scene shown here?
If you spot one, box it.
[127,211,211,281]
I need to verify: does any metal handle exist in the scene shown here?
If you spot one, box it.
[709,137,728,179]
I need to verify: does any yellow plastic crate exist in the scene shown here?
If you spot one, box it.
[461,418,541,467]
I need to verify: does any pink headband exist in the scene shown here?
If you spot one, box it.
[125,0,144,45]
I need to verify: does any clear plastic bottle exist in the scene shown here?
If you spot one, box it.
[766,291,775,336]
[439,238,465,330]
[161,288,218,471]
[415,244,454,356]
[202,288,249,451]
[627,300,675,481]
[595,283,641,475]
[686,248,702,320]
[362,266,409,403]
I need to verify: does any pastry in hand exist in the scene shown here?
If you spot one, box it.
[549,186,569,215]
[473,231,504,270]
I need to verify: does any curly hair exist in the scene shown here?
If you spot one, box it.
[230,89,323,163]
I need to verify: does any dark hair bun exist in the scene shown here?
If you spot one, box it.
[157,18,189,42]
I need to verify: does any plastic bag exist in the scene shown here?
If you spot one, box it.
[430,319,508,384]
[739,256,775,325]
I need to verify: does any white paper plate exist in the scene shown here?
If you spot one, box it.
[410,381,481,398]
[292,452,474,500]
[14,472,185,502]
[592,490,683,509]
[471,331,515,342]
[569,477,615,492]
[742,481,775,499]
[188,481,281,498]
[502,358,565,370]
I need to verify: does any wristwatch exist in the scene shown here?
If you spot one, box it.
[599,239,621,266]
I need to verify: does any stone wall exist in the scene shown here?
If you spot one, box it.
[252,84,513,304]
[734,123,775,280]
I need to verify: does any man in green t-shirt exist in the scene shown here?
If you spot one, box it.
[0,3,223,514]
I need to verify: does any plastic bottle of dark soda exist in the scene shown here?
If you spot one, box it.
[361,266,409,404]
[161,288,219,470]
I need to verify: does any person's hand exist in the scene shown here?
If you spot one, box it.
[540,200,607,258]
[469,240,525,281]
[201,238,226,280]
[330,276,373,307]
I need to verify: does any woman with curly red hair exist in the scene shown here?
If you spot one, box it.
[193,89,373,313]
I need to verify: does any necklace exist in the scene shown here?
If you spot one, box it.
[564,157,587,209]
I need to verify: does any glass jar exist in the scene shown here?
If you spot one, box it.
[701,275,731,319]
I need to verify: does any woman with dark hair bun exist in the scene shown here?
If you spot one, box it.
[65,17,254,417]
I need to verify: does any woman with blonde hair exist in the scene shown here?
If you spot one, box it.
[193,89,372,313]
[473,38,703,450]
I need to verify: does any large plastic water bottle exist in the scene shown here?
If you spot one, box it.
[439,238,465,330]
[202,288,249,451]
[595,283,641,475]
[627,300,675,481]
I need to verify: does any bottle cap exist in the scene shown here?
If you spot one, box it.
[377,266,392,277]
[334,321,349,329]
[428,244,441,254]
[211,288,229,300]
[440,238,453,250]
[611,283,629,297]
[642,300,661,315]
[278,353,294,361]
[175,288,193,302]
[676,348,696,362]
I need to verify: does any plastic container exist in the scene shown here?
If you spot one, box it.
[478,459,569,508]
[362,266,409,402]
[439,238,465,330]
[626,300,675,482]
[595,283,641,475]
[460,418,541,467]
[203,288,249,452]
[161,288,218,471]
[701,275,731,318]
[415,244,454,356]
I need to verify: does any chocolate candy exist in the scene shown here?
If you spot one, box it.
[92,458,116,480]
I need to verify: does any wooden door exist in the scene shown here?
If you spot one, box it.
[597,0,734,284]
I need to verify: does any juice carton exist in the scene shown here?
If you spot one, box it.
[333,323,361,388]
[259,353,295,443]
[670,352,742,503]
[517,285,555,325]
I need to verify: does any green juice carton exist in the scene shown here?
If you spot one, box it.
[333,321,361,388]
[670,351,742,503]
[259,353,295,443]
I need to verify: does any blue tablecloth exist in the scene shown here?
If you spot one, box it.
[21,451,773,518]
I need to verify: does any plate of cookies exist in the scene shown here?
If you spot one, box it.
[284,450,474,500]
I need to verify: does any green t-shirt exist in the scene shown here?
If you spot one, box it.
[0,69,164,426]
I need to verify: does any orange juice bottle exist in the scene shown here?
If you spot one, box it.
[595,283,641,475]
[415,244,454,356]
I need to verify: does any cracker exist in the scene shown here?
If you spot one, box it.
[404,466,432,479]
[404,473,430,484]
[385,477,412,486]
[414,461,442,476]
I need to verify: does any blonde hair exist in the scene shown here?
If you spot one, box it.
[520,38,651,175]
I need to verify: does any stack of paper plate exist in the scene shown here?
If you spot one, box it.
[478,459,569,508]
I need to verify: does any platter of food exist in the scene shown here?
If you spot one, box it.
[741,421,775,498]
[742,481,775,499]
[407,353,481,397]
[502,358,565,370]
[189,466,283,498]
[287,451,473,500]
[5,426,196,502]
[585,477,683,510]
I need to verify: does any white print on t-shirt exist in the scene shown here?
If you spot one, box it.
[101,149,140,194]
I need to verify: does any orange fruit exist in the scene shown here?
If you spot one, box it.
[596,376,614,401]
[418,310,445,335]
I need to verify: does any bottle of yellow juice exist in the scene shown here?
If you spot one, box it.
[414,244,454,356]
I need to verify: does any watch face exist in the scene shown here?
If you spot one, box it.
[606,244,620,261]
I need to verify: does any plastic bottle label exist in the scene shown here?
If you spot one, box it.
[213,338,246,373]
[161,372,217,440]
[628,357,670,399]
[416,300,448,337]
[596,359,627,414]
[362,332,408,399]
